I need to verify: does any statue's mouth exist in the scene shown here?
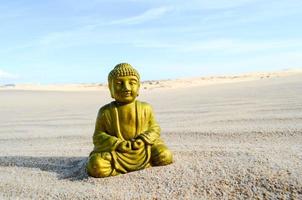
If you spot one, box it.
[122,91,132,97]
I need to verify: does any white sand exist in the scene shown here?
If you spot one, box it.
[0,72,302,199]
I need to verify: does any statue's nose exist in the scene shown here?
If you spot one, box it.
[123,82,131,91]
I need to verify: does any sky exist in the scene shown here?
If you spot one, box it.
[0,0,302,84]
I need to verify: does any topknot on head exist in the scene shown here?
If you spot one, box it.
[108,63,140,82]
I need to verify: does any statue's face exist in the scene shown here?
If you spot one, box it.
[110,76,140,103]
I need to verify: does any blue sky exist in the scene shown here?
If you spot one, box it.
[0,0,302,84]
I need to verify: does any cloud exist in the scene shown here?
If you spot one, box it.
[181,39,302,53]
[149,50,302,78]
[108,6,172,25]
[4,1,301,54]
[184,0,257,10]
[223,1,302,25]
[132,39,302,54]
[126,0,257,10]
[39,31,74,46]
[201,51,302,72]
[35,6,171,48]
[0,69,18,80]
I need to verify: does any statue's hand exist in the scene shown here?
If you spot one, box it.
[117,141,132,153]
[132,138,145,150]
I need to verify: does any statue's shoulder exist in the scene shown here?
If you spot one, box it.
[97,102,113,117]
[136,101,153,111]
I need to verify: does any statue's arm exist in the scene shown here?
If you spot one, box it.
[137,105,161,145]
[92,108,122,152]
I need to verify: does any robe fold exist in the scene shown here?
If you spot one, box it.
[90,100,161,173]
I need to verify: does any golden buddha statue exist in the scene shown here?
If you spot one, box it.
[86,63,173,177]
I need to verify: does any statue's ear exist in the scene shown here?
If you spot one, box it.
[110,91,114,98]
[137,82,140,96]
[108,82,115,98]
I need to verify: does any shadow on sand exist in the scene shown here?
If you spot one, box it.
[0,156,89,181]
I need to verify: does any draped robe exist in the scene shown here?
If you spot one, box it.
[90,100,161,173]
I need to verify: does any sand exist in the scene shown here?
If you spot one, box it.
[0,72,302,199]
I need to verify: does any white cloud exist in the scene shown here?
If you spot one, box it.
[132,39,302,54]
[201,51,302,72]
[35,6,171,48]
[126,0,257,10]
[39,31,74,46]
[5,1,301,53]
[109,6,172,25]
[0,69,18,79]
[185,0,256,10]
[181,39,302,53]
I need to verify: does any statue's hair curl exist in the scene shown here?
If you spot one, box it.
[108,63,140,82]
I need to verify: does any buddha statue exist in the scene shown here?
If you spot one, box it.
[86,63,173,177]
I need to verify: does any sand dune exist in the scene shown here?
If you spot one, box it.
[0,72,302,199]
[1,69,301,91]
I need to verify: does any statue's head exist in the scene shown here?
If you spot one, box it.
[108,63,140,103]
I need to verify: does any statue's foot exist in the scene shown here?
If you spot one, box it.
[151,144,173,166]
[87,152,118,178]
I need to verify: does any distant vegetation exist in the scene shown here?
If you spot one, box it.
[0,84,15,87]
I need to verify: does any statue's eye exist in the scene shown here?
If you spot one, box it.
[116,81,122,85]
[130,80,137,85]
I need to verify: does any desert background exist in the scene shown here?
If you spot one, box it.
[0,70,301,199]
